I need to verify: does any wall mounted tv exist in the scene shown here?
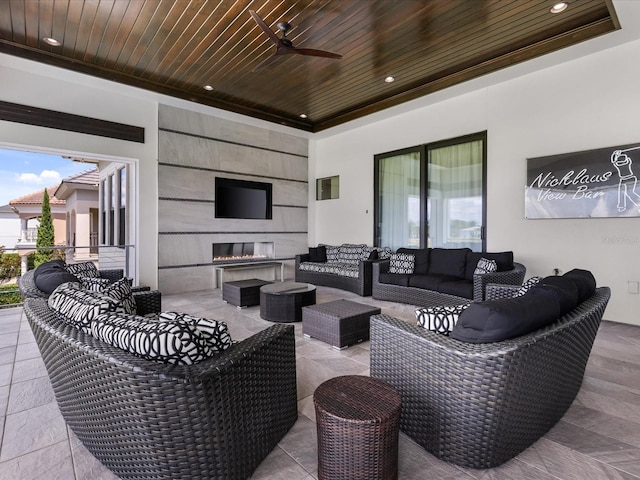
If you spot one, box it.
[215,177,273,219]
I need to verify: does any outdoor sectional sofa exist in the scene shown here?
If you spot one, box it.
[372,247,526,306]
[295,243,391,296]
[370,269,610,468]
[22,295,298,480]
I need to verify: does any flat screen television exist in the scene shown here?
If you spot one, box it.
[215,177,273,219]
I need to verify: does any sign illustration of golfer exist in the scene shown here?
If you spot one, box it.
[611,147,640,212]
[526,142,640,219]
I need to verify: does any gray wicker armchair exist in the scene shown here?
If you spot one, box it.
[23,297,298,480]
[370,287,611,469]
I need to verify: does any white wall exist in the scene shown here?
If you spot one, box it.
[0,54,159,288]
[311,39,640,325]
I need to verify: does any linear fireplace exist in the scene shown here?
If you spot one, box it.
[212,242,275,263]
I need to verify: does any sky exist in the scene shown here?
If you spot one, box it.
[0,148,92,206]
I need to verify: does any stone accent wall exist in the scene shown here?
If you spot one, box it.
[158,105,308,294]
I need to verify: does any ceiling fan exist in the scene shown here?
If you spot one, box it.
[249,10,342,71]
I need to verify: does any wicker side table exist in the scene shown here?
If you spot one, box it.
[314,375,401,480]
[302,299,381,349]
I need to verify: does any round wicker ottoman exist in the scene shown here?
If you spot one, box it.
[313,375,401,480]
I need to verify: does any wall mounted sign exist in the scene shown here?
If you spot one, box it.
[526,142,640,219]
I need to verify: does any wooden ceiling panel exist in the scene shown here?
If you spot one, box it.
[0,0,619,132]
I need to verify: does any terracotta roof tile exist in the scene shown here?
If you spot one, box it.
[9,186,65,206]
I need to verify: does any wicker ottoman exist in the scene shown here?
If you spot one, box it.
[302,300,381,349]
[314,375,401,480]
[260,282,316,322]
[222,278,272,308]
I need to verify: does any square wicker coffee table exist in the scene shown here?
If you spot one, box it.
[222,278,272,308]
[302,299,381,349]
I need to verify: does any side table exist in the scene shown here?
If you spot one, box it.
[260,282,316,322]
[313,375,401,480]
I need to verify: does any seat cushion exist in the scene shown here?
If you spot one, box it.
[428,248,470,278]
[378,272,411,286]
[33,260,79,294]
[408,274,448,291]
[450,294,561,343]
[438,279,474,299]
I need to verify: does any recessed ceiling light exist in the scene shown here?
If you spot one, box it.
[549,2,568,13]
[43,37,61,46]
[384,76,395,83]
[204,85,214,91]
[299,114,308,119]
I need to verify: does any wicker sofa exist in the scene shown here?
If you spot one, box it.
[23,297,298,480]
[18,268,161,316]
[372,247,526,306]
[370,283,611,469]
[295,244,390,296]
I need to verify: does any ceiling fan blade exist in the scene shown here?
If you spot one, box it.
[292,48,342,59]
[249,10,280,46]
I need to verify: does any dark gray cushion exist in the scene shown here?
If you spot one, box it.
[398,248,430,274]
[438,279,473,299]
[464,251,514,280]
[408,274,448,291]
[378,272,411,286]
[563,269,596,302]
[528,276,579,315]
[428,248,470,278]
[33,260,79,294]
[450,294,561,343]
[309,246,327,263]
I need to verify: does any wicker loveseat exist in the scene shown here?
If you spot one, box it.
[23,297,298,480]
[295,244,391,296]
[372,247,526,306]
[370,284,611,469]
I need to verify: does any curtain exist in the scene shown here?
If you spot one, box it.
[428,140,483,250]
[378,151,420,250]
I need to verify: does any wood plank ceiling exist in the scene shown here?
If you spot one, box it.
[0,0,619,132]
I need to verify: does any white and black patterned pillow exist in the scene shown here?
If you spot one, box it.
[102,277,137,315]
[416,304,470,335]
[338,244,366,265]
[516,276,543,297]
[389,252,415,274]
[80,277,111,292]
[324,245,340,263]
[66,261,99,278]
[376,247,393,260]
[48,282,119,333]
[158,312,232,352]
[474,257,498,275]
[90,312,218,365]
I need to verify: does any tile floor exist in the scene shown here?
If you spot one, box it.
[1,285,639,479]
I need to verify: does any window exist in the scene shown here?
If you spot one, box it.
[374,148,423,250]
[374,132,486,251]
[316,175,340,200]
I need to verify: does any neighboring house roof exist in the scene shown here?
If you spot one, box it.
[0,204,17,219]
[54,168,99,200]
[9,186,64,207]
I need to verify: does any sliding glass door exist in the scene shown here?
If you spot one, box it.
[374,147,423,250]
[427,134,485,250]
[374,132,486,251]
